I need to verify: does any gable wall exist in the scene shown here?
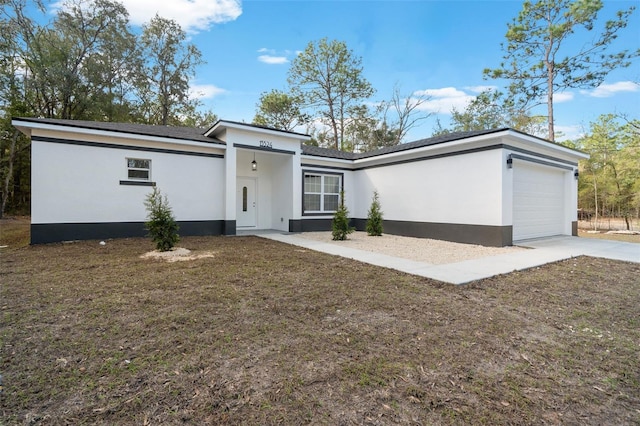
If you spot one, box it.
[352,148,504,225]
[31,136,225,225]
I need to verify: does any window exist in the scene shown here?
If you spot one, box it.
[127,158,151,181]
[242,186,248,212]
[304,172,341,214]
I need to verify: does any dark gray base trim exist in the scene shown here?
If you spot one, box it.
[572,221,578,236]
[31,220,225,244]
[222,220,236,236]
[289,219,302,233]
[290,218,359,232]
[376,220,512,247]
[290,218,332,232]
[291,218,513,247]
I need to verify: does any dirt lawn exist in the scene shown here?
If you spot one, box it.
[1,219,639,425]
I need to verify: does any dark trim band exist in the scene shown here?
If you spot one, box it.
[508,153,574,171]
[119,180,156,186]
[33,136,225,159]
[222,220,236,236]
[366,219,513,247]
[353,144,504,171]
[504,144,578,167]
[233,143,295,155]
[30,220,226,245]
[291,218,514,247]
[301,163,353,171]
[337,144,577,171]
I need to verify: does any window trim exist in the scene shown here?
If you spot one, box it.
[126,158,151,181]
[302,170,344,216]
[120,157,155,186]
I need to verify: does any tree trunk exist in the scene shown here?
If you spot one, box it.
[0,130,19,218]
[546,63,555,142]
[592,175,598,231]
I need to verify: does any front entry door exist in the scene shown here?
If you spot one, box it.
[237,177,257,228]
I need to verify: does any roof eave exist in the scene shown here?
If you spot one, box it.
[204,120,311,140]
[12,118,226,149]
[502,129,590,159]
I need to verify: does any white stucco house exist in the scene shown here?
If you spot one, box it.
[12,117,588,246]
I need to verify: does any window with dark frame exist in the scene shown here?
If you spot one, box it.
[303,172,341,214]
[127,158,151,181]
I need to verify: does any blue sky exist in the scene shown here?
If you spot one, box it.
[52,0,640,141]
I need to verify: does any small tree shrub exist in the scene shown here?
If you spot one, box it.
[366,190,383,236]
[332,190,355,241]
[144,187,179,252]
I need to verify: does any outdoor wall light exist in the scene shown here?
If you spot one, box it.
[251,153,257,172]
[574,170,579,179]
[506,155,513,169]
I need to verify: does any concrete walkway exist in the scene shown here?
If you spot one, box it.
[260,234,639,285]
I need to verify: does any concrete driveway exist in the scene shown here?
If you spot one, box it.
[263,234,638,285]
[518,236,639,263]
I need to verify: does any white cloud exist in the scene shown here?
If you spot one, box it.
[554,92,574,103]
[554,124,584,142]
[412,87,475,114]
[104,0,241,33]
[188,83,226,100]
[414,87,465,98]
[257,55,289,65]
[581,81,640,98]
[464,85,498,94]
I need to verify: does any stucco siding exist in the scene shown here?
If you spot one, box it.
[353,149,504,226]
[31,139,224,224]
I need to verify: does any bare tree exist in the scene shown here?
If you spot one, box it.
[383,84,432,145]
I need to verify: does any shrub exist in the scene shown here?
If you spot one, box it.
[366,190,383,236]
[144,187,179,252]
[332,190,355,241]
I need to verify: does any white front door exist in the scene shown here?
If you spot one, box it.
[237,177,257,228]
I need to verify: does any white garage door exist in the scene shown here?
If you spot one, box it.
[513,161,566,241]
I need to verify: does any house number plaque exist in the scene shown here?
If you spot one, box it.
[259,140,273,149]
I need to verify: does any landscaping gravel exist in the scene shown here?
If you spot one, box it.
[297,231,524,264]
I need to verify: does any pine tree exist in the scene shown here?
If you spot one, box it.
[366,190,383,236]
[332,190,355,241]
[144,187,180,251]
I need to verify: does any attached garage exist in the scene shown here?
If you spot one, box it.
[512,158,571,241]
[12,118,589,246]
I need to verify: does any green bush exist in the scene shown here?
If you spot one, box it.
[366,190,383,236]
[144,187,179,252]
[332,190,355,241]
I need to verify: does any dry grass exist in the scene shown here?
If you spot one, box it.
[578,218,640,245]
[1,219,639,425]
[0,216,30,249]
[578,230,640,244]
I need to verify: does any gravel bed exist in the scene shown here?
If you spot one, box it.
[297,231,525,265]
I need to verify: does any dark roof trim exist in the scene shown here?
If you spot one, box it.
[205,119,311,138]
[300,163,353,171]
[509,153,574,171]
[233,143,296,155]
[301,128,511,160]
[506,144,578,167]
[32,135,225,159]
[13,117,226,146]
[301,127,586,160]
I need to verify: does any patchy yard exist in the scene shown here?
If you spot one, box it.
[1,223,639,424]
